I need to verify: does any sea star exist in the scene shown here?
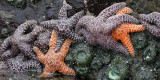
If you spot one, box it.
[111,7,145,56]
[6,53,42,72]
[40,0,84,52]
[75,2,139,55]
[0,20,44,60]
[139,12,160,38]
[33,30,75,78]
[112,24,145,56]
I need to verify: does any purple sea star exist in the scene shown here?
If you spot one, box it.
[0,20,44,60]
[139,12,160,38]
[6,53,42,72]
[40,0,85,52]
[75,2,139,55]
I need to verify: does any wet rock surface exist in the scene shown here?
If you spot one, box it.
[133,65,157,80]
[0,0,160,80]
[87,0,127,16]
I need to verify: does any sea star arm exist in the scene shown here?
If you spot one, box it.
[59,62,75,75]
[97,36,129,55]
[49,30,57,49]
[7,54,42,72]
[0,37,18,59]
[0,37,11,54]
[33,46,45,64]
[97,2,126,21]
[124,24,145,33]
[59,38,72,57]
[120,34,135,56]
[65,30,84,42]
[1,50,12,59]
[69,11,84,26]
[75,16,95,32]
[141,21,160,38]
[15,20,37,35]
[25,25,44,41]
[40,20,58,29]
[139,12,160,27]
[104,14,139,34]
[58,0,72,19]
[19,43,37,59]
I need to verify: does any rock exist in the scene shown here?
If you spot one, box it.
[87,0,108,16]
[157,68,160,80]
[67,0,84,17]
[45,0,63,19]
[126,0,160,14]
[133,65,157,80]
[87,0,126,16]
[142,41,157,62]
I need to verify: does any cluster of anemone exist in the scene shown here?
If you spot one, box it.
[0,0,160,79]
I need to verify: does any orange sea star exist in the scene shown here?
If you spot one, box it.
[33,30,75,78]
[112,7,145,56]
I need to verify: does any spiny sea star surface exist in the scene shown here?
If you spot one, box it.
[6,53,42,72]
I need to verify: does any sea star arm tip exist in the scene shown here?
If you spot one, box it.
[116,7,133,15]
[69,10,84,26]
[59,62,76,75]
[58,0,72,19]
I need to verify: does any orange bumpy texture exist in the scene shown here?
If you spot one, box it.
[33,30,75,78]
[112,7,145,56]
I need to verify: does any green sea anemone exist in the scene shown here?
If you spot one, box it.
[72,42,93,66]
